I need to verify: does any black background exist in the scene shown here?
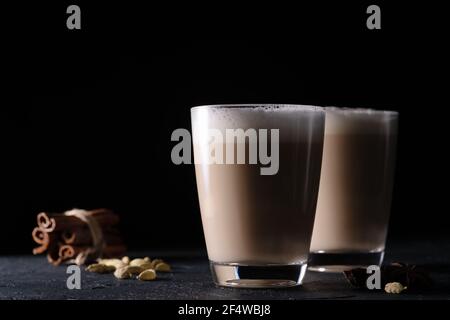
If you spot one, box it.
[1,1,448,254]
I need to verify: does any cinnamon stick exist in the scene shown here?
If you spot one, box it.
[59,244,127,261]
[62,227,123,246]
[36,212,57,233]
[47,245,62,266]
[32,227,50,254]
[37,209,120,232]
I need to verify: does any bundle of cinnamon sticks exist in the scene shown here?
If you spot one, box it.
[32,208,126,265]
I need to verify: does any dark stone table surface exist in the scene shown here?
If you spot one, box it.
[1,240,449,300]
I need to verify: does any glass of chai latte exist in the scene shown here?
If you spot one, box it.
[309,108,398,272]
[191,104,325,287]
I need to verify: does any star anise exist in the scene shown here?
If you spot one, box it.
[382,262,433,290]
[343,267,368,288]
[343,262,433,291]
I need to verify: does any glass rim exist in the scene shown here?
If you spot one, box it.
[191,104,324,112]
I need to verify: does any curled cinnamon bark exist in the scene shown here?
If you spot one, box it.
[32,227,50,254]
[47,246,62,266]
[36,212,56,232]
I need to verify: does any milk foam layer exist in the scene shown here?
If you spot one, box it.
[191,104,325,141]
[325,107,398,135]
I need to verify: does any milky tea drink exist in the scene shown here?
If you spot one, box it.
[309,108,398,272]
[191,105,325,287]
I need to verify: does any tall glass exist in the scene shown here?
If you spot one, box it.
[309,108,398,272]
[191,104,325,288]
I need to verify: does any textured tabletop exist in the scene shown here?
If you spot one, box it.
[1,240,449,300]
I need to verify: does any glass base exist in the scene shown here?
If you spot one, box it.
[210,261,307,288]
[308,251,384,273]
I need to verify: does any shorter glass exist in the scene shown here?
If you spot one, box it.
[309,108,398,272]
